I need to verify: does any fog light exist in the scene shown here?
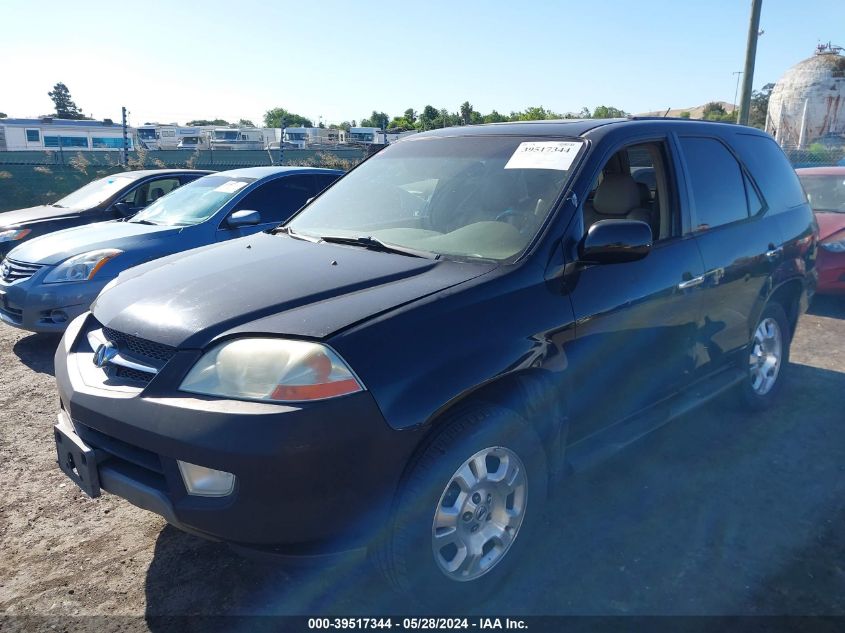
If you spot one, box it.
[50,309,68,324]
[177,460,235,497]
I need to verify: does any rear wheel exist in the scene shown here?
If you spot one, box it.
[739,303,790,410]
[373,404,548,606]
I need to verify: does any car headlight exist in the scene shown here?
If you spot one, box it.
[43,249,122,284]
[821,238,845,253]
[180,338,364,402]
[0,228,31,243]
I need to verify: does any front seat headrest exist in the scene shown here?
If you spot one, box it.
[593,173,642,216]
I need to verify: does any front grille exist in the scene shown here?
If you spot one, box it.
[115,365,155,384]
[1,259,44,283]
[102,327,176,363]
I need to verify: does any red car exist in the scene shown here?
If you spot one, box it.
[796,166,845,294]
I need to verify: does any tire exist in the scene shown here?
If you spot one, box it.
[739,302,790,410]
[372,403,548,607]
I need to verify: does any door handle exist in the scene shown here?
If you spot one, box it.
[766,245,783,260]
[678,274,705,290]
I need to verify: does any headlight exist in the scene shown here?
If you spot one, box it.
[821,238,845,253]
[0,228,31,243]
[43,249,122,284]
[180,338,364,402]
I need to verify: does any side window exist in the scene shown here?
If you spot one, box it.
[679,137,749,231]
[232,175,316,224]
[314,174,340,193]
[582,141,674,241]
[26,129,40,142]
[730,133,807,212]
[120,178,181,207]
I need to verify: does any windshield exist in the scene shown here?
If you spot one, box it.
[799,174,845,213]
[289,136,583,260]
[350,132,374,142]
[137,129,157,139]
[130,175,255,226]
[214,131,239,141]
[54,175,136,210]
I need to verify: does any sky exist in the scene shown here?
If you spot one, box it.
[1,0,844,128]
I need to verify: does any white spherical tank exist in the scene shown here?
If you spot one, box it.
[766,44,845,149]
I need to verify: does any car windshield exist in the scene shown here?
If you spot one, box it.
[799,174,845,212]
[288,135,583,261]
[54,175,136,210]
[130,175,255,226]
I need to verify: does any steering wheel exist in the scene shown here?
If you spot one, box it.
[495,208,530,229]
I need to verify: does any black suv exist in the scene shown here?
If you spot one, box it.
[53,119,816,604]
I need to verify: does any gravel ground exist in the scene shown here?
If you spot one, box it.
[1,297,844,627]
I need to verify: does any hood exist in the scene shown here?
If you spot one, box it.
[815,211,845,242]
[7,220,183,265]
[0,205,82,228]
[93,232,494,347]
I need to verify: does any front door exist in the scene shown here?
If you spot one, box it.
[565,140,706,442]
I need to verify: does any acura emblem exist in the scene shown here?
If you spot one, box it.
[0,261,10,280]
[93,342,118,368]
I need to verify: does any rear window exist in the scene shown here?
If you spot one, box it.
[730,133,807,211]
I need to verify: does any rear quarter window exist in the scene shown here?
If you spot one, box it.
[730,133,807,212]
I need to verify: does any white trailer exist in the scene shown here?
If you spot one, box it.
[136,124,213,150]
[208,128,266,150]
[0,117,133,151]
[282,127,338,149]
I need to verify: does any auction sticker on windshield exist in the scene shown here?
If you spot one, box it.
[214,180,249,194]
[504,141,582,171]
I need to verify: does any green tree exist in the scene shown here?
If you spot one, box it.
[510,106,564,121]
[237,118,255,127]
[482,110,509,123]
[578,107,592,118]
[459,101,474,125]
[701,102,735,123]
[592,105,628,118]
[403,108,417,124]
[679,111,691,119]
[48,82,87,119]
[187,119,230,126]
[0,112,6,118]
[748,83,774,129]
[263,108,313,128]
[388,116,414,131]
[361,111,389,129]
[417,105,439,130]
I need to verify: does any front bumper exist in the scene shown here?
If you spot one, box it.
[54,314,423,554]
[0,273,104,333]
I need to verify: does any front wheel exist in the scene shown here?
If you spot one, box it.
[373,404,548,606]
[739,302,790,410]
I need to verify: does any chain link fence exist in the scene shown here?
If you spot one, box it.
[2,142,844,214]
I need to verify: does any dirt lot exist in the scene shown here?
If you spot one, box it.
[1,297,844,627]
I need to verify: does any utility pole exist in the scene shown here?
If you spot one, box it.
[737,0,763,126]
[121,106,129,166]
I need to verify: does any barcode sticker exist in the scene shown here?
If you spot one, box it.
[504,141,582,171]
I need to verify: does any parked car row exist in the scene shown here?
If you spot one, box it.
[0,119,821,605]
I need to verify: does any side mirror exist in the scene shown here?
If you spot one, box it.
[578,219,652,265]
[227,209,262,228]
[112,202,134,217]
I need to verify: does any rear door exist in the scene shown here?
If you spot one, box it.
[677,135,783,373]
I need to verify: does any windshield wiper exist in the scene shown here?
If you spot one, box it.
[317,234,439,259]
[51,203,65,208]
[274,225,319,242]
[131,219,158,225]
